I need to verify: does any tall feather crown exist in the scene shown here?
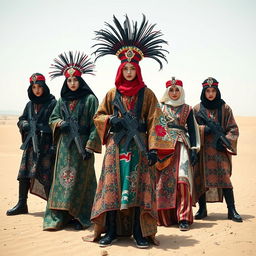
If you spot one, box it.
[92,14,169,69]
[50,51,95,79]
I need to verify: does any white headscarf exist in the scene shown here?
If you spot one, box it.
[160,85,185,107]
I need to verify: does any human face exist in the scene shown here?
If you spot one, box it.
[205,87,217,101]
[168,86,181,100]
[122,63,137,81]
[32,83,44,97]
[67,76,79,91]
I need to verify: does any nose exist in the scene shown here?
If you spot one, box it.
[127,69,131,74]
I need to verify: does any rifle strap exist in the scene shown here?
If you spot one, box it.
[200,103,223,126]
[114,88,145,120]
[29,101,47,123]
[61,98,84,122]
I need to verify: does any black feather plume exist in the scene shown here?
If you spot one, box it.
[92,14,169,69]
[49,51,95,79]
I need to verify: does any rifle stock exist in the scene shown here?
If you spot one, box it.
[112,97,148,153]
[198,110,233,152]
[62,103,88,160]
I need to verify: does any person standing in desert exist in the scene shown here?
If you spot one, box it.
[7,73,56,216]
[90,14,174,248]
[43,52,101,231]
[193,77,242,223]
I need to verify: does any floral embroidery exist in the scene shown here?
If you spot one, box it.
[155,125,167,137]
[59,166,76,188]
[159,116,167,126]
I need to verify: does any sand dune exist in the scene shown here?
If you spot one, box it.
[0,116,255,256]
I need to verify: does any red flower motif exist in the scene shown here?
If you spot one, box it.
[155,125,167,137]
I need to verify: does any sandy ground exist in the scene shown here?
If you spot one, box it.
[0,115,255,256]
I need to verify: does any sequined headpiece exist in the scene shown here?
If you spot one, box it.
[166,77,183,87]
[92,14,169,69]
[29,73,45,84]
[202,77,219,87]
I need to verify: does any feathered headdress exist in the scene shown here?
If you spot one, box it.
[92,14,168,69]
[49,51,95,79]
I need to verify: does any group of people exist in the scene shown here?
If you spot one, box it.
[6,14,242,249]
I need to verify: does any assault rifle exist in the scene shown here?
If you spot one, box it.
[112,96,148,153]
[197,110,233,152]
[62,103,88,160]
[20,108,39,158]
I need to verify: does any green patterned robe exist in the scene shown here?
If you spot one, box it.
[43,94,101,230]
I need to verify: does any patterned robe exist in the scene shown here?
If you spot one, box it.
[193,103,239,203]
[91,87,174,240]
[156,104,200,225]
[18,98,56,200]
[43,94,101,229]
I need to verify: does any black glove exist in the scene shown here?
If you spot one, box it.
[190,149,198,166]
[216,139,225,152]
[36,123,43,130]
[109,116,124,132]
[22,122,30,132]
[83,149,93,160]
[147,150,158,166]
[204,126,211,135]
[48,145,56,156]
[60,121,70,133]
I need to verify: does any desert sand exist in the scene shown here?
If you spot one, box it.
[0,115,255,256]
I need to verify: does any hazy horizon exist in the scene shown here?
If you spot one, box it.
[1,0,255,116]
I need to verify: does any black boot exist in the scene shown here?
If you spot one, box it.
[99,211,117,247]
[133,207,149,249]
[73,219,84,230]
[223,188,243,222]
[195,193,207,220]
[179,220,190,231]
[6,179,30,216]
[44,185,51,200]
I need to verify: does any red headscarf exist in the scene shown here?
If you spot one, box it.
[115,62,146,96]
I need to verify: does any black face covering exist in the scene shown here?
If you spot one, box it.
[200,86,225,110]
[28,81,55,104]
[60,76,95,101]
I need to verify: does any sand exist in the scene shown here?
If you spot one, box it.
[0,115,255,256]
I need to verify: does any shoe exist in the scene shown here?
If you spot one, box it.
[99,211,117,247]
[99,234,117,247]
[194,208,207,220]
[73,220,84,230]
[223,188,243,223]
[228,208,243,222]
[195,193,207,220]
[133,207,149,249]
[179,220,190,231]
[6,179,30,216]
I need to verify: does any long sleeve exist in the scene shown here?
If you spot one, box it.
[223,105,239,155]
[49,99,63,144]
[93,88,116,145]
[85,94,102,153]
[187,111,197,147]
[143,88,175,154]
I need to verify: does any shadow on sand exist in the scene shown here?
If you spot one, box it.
[196,212,254,222]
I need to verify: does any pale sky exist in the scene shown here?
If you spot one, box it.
[0,0,255,116]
